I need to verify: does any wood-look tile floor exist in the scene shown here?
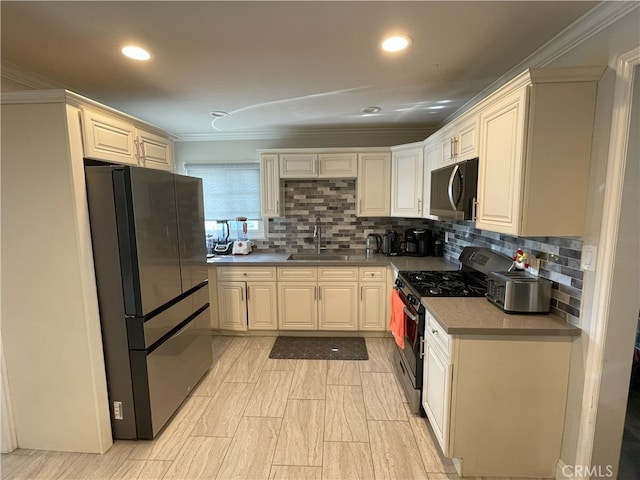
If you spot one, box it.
[1,336,550,480]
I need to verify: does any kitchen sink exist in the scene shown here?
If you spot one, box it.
[286,254,350,261]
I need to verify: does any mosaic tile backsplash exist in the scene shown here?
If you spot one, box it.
[252,179,583,324]
[253,179,431,252]
[431,221,583,325]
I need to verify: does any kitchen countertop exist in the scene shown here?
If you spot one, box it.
[423,297,581,337]
[207,252,457,271]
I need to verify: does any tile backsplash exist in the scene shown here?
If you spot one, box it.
[253,179,583,325]
[253,179,430,252]
[432,221,583,325]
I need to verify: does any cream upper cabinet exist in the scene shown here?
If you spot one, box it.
[391,143,424,217]
[81,107,174,171]
[260,154,283,218]
[278,152,357,179]
[438,115,479,167]
[476,67,603,237]
[422,134,440,220]
[279,153,318,178]
[356,151,391,217]
[137,128,174,171]
[81,107,139,165]
[318,153,357,178]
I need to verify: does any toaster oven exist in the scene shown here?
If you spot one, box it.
[487,271,552,314]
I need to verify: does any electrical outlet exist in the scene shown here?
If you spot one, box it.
[114,401,123,420]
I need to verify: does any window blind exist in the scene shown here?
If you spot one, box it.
[184,163,261,220]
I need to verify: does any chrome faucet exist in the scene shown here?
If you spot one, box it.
[313,216,324,254]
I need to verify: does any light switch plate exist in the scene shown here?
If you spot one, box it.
[581,245,598,272]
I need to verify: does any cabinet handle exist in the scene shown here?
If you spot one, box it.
[360,286,363,301]
[134,138,140,161]
[417,198,422,212]
[314,286,317,301]
[472,197,478,221]
[241,288,244,302]
[276,200,279,212]
[359,199,362,213]
[450,138,454,158]
[318,286,321,301]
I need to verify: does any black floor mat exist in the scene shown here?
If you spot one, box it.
[269,336,368,360]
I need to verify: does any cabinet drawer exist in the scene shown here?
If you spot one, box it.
[318,267,358,281]
[217,267,276,281]
[426,312,451,358]
[277,267,318,281]
[359,266,387,282]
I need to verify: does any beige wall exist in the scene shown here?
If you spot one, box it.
[545,9,640,471]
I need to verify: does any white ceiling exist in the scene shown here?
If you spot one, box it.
[1,1,600,139]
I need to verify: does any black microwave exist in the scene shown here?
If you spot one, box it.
[429,158,479,220]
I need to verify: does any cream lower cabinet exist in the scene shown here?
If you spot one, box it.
[217,267,278,331]
[358,267,388,331]
[421,311,574,477]
[278,267,358,331]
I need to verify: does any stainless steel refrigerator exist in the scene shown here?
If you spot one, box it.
[85,165,213,439]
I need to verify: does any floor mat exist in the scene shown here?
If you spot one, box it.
[268,336,368,360]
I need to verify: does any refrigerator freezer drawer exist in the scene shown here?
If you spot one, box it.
[128,282,208,350]
[130,306,212,439]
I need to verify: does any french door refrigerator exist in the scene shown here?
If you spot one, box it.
[85,165,212,439]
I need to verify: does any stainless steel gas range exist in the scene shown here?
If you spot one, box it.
[392,246,513,414]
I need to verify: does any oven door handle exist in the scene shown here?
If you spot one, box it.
[403,306,419,322]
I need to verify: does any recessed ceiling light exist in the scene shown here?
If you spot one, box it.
[427,105,446,110]
[210,111,229,117]
[121,45,151,61]
[381,35,412,53]
[362,106,382,114]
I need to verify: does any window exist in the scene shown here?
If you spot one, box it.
[184,162,265,239]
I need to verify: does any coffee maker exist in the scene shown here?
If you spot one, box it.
[404,228,431,257]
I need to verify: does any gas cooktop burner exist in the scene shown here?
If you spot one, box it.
[401,270,487,297]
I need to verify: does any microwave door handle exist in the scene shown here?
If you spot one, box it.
[454,168,464,207]
[447,164,460,210]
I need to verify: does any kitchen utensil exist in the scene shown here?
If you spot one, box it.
[232,240,253,255]
[384,230,400,256]
[213,220,233,255]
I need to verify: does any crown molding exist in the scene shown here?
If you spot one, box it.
[1,60,63,89]
[175,125,437,142]
[444,0,639,124]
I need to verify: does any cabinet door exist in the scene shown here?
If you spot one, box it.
[217,282,247,331]
[391,147,424,217]
[422,138,439,219]
[137,128,174,171]
[359,283,387,331]
[422,342,452,455]
[318,283,358,331]
[82,107,138,165]
[318,153,357,178]
[476,88,528,234]
[278,283,317,330]
[279,154,318,178]
[455,115,479,162]
[260,154,282,218]
[439,127,455,167]
[247,282,278,330]
[356,152,391,216]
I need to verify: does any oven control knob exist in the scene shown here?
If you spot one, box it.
[395,279,404,288]
[407,293,415,305]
